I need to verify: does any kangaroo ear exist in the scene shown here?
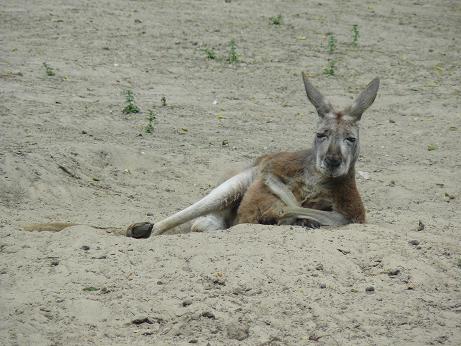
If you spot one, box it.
[349,78,380,120]
[302,72,333,117]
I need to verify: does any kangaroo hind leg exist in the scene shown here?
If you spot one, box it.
[124,168,255,238]
[191,208,234,232]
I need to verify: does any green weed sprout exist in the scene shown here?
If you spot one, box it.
[352,24,359,46]
[122,90,140,114]
[227,39,239,64]
[43,63,55,76]
[145,110,156,134]
[270,15,283,25]
[327,33,336,54]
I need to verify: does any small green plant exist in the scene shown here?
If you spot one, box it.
[227,39,239,64]
[270,14,283,25]
[323,59,336,76]
[82,286,99,292]
[203,47,217,60]
[326,33,336,54]
[145,110,156,134]
[427,143,438,151]
[122,90,140,114]
[43,62,55,76]
[352,24,359,46]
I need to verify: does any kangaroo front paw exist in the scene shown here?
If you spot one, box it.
[293,218,321,229]
[126,222,154,239]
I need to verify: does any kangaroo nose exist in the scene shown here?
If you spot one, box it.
[325,157,341,168]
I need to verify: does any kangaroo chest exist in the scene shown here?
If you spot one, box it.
[291,178,334,211]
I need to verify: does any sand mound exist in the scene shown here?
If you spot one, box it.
[1,0,460,344]
[1,224,459,345]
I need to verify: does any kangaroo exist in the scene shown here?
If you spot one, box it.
[126,72,380,238]
[24,73,379,238]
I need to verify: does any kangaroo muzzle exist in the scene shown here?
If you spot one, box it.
[325,156,342,169]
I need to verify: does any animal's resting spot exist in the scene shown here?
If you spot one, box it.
[21,77,374,236]
[148,76,376,235]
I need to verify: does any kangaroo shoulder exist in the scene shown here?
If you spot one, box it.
[255,150,312,180]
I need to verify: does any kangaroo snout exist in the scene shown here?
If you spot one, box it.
[325,156,342,169]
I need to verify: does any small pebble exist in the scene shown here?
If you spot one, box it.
[182,299,193,307]
[201,311,215,319]
[319,283,326,289]
[315,263,324,271]
[226,322,249,341]
[132,317,153,325]
[408,240,420,246]
[365,286,375,293]
[417,220,425,231]
[445,192,455,200]
[50,259,59,266]
[387,269,400,276]
[81,245,90,251]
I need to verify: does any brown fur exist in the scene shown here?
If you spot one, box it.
[236,150,365,225]
[236,179,284,224]
[326,173,366,223]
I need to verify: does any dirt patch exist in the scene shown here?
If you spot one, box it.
[1,0,460,344]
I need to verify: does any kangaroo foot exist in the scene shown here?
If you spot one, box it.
[293,218,321,229]
[126,222,154,239]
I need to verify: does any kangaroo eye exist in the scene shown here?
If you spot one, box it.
[316,133,327,139]
[346,137,356,143]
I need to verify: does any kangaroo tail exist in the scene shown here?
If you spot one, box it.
[153,167,256,235]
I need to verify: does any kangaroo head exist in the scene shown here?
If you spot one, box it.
[302,72,379,178]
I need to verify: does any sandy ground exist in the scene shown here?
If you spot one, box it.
[1,0,460,345]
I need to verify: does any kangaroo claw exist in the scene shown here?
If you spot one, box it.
[126,222,154,239]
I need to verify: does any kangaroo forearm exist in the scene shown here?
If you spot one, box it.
[264,173,350,226]
[264,174,300,208]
